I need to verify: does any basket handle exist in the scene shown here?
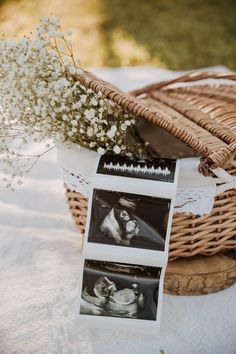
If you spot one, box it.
[130,71,236,96]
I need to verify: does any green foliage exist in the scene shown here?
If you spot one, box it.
[98,0,236,69]
[0,0,235,69]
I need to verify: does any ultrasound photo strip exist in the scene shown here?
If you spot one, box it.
[78,155,180,332]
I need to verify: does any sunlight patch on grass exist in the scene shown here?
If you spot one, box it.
[103,30,167,67]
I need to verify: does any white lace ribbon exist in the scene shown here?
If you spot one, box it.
[212,167,236,195]
[56,143,235,216]
[174,158,217,215]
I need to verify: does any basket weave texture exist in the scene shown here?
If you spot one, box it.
[65,71,236,260]
[79,71,236,170]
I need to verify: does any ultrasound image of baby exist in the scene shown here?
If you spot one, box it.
[99,197,140,246]
[88,189,170,251]
[81,275,144,319]
[80,260,161,321]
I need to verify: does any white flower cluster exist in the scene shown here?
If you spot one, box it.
[0,16,142,187]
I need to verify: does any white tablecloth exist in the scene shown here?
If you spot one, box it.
[0,67,235,354]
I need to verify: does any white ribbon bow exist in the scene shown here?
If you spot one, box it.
[212,167,236,195]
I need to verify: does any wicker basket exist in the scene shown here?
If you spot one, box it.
[65,71,236,261]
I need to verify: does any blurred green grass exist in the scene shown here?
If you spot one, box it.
[0,0,235,69]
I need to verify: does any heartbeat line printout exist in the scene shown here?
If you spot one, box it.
[78,154,179,334]
[97,154,176,183]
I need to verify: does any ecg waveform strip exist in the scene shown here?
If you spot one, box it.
[103,162,171,176]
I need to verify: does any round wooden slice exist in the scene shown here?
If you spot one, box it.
[164,252,236,296]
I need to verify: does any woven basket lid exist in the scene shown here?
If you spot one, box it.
[78,70,236,174]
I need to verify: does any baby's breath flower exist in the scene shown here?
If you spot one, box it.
[80,95,87,103]
[97,147,105,155]
[0,16,142,188]
[69,66,77,75]
[59,45,65,52]
[50,16,60,25]
[107,125,117,139]
[113,145,121,154]
[87,127,93,137]
[84,109,95,119]
[121,123,127,131]
[91,97,98,106]
[66,30,73,37]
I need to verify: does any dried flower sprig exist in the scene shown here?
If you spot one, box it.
[0,16,144,188]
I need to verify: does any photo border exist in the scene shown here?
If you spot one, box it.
[77,157,180,332]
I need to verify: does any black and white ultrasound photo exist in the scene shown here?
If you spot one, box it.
[80,259,162,321]
[87,189,171,251]
[97,154,177,183]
